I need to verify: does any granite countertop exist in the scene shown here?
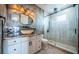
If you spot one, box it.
[21,34,38,37]
[3,33,40,39]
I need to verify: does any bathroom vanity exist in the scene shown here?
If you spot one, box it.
[3,34,42,54]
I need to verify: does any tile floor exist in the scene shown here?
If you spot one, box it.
[36,41,72,54]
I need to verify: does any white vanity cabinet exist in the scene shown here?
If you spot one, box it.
[3,37,29,54]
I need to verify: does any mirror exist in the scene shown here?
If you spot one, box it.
[10,12,20,22]
[20,14,33,26]
[7,11,20,26]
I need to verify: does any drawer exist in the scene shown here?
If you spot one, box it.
[3,44,21,54]
[3,39,20,46]
[3,42,29,54]
[3,37,29,46]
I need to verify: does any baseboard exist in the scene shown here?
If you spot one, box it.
[48,41,78,54]
[34,48,42,54]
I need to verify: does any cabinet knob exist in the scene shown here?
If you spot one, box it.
[14,49,16,51]
[14,41,16,42]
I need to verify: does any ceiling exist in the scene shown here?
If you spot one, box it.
[36,4,72,14]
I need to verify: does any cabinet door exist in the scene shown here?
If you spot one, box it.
[29,37,37,54]
[29,39,36,54]
[29,40,33,54]
[29,36,42,54]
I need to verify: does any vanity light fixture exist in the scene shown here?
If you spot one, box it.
[8,4,35,20]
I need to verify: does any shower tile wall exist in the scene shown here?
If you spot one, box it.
[44,5,78,53]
